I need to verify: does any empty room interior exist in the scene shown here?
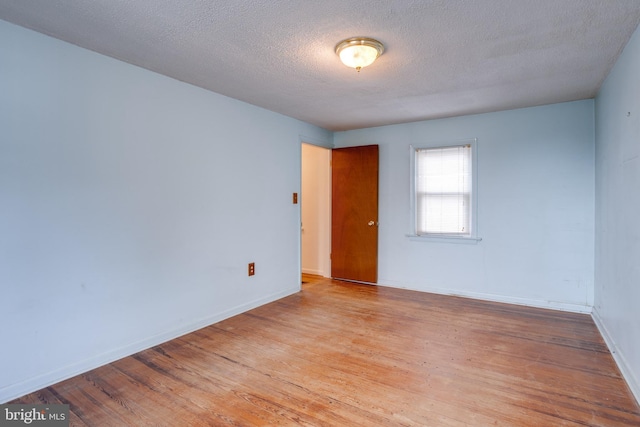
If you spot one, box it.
[2,1,640,425]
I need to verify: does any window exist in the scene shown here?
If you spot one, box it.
[410,139,478,241]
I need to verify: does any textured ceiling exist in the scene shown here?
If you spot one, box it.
[1,0,639,131]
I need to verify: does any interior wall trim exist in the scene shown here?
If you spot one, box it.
[592,308,640,406]
[0,287,300,404]
[379,280,593,314]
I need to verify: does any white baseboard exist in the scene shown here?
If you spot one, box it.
[301,268,326,277]
[0,287,299,404]
[591,308,640,406]
[378,280,593,314]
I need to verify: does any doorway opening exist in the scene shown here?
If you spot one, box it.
[301,143,331,280]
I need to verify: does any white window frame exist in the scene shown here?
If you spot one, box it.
[408,138,481,243]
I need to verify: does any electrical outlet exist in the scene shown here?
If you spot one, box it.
[248,262,255,276]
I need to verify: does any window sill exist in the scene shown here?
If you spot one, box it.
[406,234,483,244]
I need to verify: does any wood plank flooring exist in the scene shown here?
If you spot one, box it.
[12,275,640,426]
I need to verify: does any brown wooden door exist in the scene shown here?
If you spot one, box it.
[331,145,379,283]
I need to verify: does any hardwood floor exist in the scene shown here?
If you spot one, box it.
[12,276,640,426]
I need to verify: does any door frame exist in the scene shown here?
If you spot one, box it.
[299,137,333,281]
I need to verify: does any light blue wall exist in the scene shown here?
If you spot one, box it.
[335,101,595,312]
[594,23,640,402]
[0,20,331,402]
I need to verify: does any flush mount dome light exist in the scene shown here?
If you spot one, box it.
[335,37,384,72]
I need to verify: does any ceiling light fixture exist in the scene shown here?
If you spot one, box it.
[335,37,384,72]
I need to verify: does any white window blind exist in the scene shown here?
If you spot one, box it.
[415,144,472,235]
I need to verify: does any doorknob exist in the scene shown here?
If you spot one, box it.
[368,221,375,226]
